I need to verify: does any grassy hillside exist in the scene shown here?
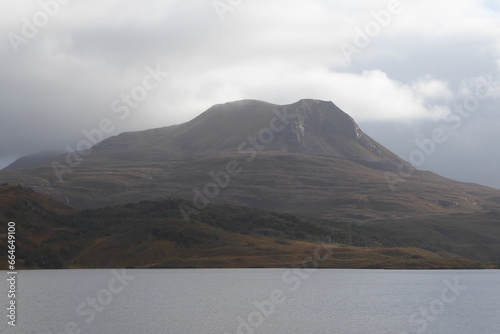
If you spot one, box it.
[0,184,78,265]
[361,211,500,264]
[0,185,496,269]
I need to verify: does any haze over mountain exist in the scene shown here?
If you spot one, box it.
[2,99,500,224]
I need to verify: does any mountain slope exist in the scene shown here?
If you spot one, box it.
[363,210,500,264]
[1,99,499,222]
[3,152,62,170]
[0,184,493,269]
[0,184,78,267]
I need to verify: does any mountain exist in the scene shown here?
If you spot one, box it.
[1,99,500,223]
[3,151,62,171]
[0,184,493,270]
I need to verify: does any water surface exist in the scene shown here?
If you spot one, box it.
[1,269,498,334]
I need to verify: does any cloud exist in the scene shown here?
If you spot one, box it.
[0,0,499,188]
[166,65,453,121]
[411,76,453,100]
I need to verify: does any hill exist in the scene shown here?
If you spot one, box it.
[0,184,497,269]
[363,211,500,264]
[0,184,78,267]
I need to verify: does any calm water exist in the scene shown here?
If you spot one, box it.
[1,269,499,334]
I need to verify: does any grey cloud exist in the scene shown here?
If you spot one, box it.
[1,0,499,189]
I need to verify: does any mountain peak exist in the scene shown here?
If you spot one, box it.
[94,99,397,163]
[185,98,394,161]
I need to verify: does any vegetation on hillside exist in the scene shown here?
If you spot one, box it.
[0,184,497,269]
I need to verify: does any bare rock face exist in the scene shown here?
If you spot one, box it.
[287,117,305,145]
[260,99,396,161]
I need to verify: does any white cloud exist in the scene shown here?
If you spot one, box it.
[150,66,453,127]
[411,76,453,101]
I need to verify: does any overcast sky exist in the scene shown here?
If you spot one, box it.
[1,0,499,188]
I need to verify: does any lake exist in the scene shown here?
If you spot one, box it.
[1,269,498,333]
